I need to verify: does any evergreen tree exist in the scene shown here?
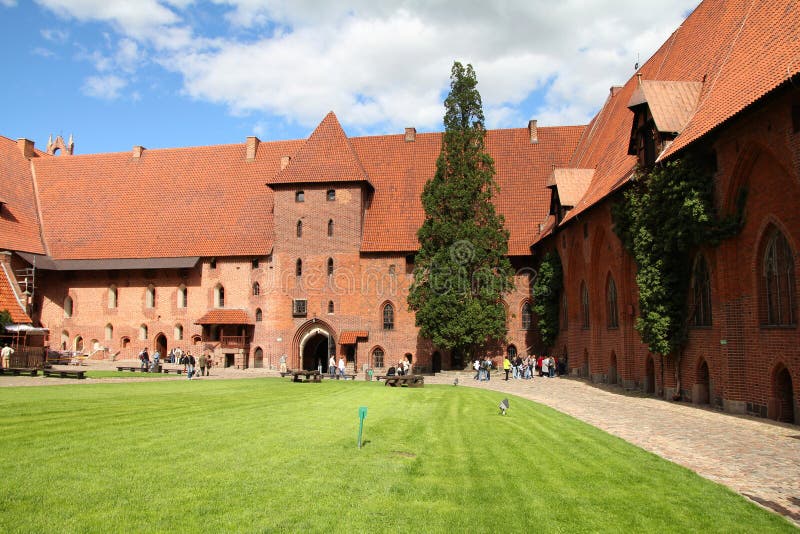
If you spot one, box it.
[408,62,513,364]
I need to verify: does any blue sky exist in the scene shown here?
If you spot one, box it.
[1,1,699,154]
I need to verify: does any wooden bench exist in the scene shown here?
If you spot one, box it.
[383,375,424,388]
[160,368,184,374]
[291,370,323,383]
[0,367,39,377]
[279,371,295,377]
[43,369,86,379]
[116,366,161,373]
[333,373,356,380]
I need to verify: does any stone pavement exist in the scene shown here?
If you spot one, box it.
[427,372,800,526]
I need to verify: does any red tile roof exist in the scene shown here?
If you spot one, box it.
[0,263,31,323]
[270,112,372,188]
[628,80,703,134]
[339,330,368,345]
[0,136,46,255]
[548,169,595,207]
[194,309,253,325]
[556,0,800,228]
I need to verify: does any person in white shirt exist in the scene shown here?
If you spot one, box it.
[1,344,14,368]
[338,357,346,378]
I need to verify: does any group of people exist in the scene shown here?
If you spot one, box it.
[327,355,348,378]
[474,354,565,381]
[473,356,495,381]
[138,347,213,379]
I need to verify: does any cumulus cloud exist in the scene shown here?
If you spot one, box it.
[36,0,701,131]
[82,74,127,99]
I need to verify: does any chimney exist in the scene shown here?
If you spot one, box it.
[280,156,291,170]
[528,120,538,144]
[132,145,145,159]
[17,138,35,159]
[636,72,643,86]
[610,86,623,97]
[246,136,260,161]
[404,127,416,142]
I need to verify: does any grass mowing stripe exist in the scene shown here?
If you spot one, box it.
[0,379,793,533]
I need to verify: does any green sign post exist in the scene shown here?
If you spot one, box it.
[358,406,368,449]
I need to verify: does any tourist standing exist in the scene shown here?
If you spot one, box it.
[541,356,549,378]
[198,352,207,376]
[139,348,149,370]
[338,356,346,378]
[503,355,511,381]
[187,352,196,379]
[1,344,14,368]
[328,355,336,377]
[473,358,480,380]
[548,356,555,378]
[151,350,160,372]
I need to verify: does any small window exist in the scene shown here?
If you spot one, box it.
[521,302,532,330]
[140,324,148,340]
[328,301,334,314]
[210,258,217,270]
[252,258,259,269]
[256,308,263,322]
[177,285,187,308]
[328,219,334,238]
[389,264,396,276]
[64,295,73,318]
[105,323,113,341]
[293,299,307,317]
[327,258,334,276]
[296,259,303,277]
[383,302,395,330]
[108,285,118,309]
[327,189,336,201]
[296,220,303,238]
[372,348,384,368]
[581,282,590,329]
[295,191,305,202]
[607,276,619,328]
[146,285,156,308]
[215,285,225,308]
[507,345,517,359]
[174,324,184,341]
[253,282,260,296]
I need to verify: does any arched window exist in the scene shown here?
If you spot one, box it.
[253,282,260,296]
[105,323,113,341]
[327,189,336,201]
[214,285,225,308]
[507,345,517,359]
[690,256,712,327]
[295,191,304,202]
[210,258,217,270]
[383,302,394,330]
[140,324,148,340]
[372,347,385,368]
[64,295,73,318]
[61,330,69,350]
[328,301,334,314]
[146,285,156,308]
[121,337,130,348]
[296,220,303,238]
[252,258,259,269]
[327,258,334,276]
[174,324,184,341]
[108,285,117,308]
[296,259,303,277]
[255,308,263,322]
[581,282,590,329]
[607,276,619,328]
[521,302,532,330]
[328,219,334,237]
[177,284,187,308]
[761,228,796,326]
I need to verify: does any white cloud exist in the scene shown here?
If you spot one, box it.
[32,47,56,58]
[41,28,69,43]
[1,0,17,7]
[82,74,127,99]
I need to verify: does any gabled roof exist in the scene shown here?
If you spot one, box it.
[195,309,253,325]
[0,263,31,324]
[269,111,372,188]
[628,80,703,134]
[547,169,595,207]
[339,330,368,345]
[0,136,46,255]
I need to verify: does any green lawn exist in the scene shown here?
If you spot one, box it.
[0,379,793,533]
[84,371,174,379]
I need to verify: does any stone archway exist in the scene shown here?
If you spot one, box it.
[253,347,264,368]
[770,365,795,424]
[694,359,711,405]
[294,320,336,372]
[154,333,167,358]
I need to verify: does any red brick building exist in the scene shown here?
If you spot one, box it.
[0,0,797,422]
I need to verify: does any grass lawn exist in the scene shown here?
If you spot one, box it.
[84,371,175,379]
[0,379,793,533]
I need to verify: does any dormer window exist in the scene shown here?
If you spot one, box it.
[327,189,336,201]
[295,191,305,202]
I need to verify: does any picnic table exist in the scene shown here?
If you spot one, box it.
[116,365,161,373]
[380,375,424,388]
[0,367,39,377]
[43,369,86,379]
[291,370,323,383]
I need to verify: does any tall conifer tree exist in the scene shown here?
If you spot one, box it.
[408,62,513,365]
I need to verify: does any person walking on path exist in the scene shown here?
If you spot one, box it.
[338,356,346,379]
[328,355,336,377]
[1,344,14,368]
[187,352,196,379]
[198,353,208,376]
[503,355,511,381]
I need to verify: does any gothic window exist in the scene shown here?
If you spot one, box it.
[327,189,336,201]
[253,282,260,296]
[296,220,303,238]
[174,324,184,341]
[581,281,590,329]
[146,285,156,308]
[328,301,334,314]
[328,219,334,237]
[383,302,395,330]
[256,308,263,322]
[108,285,117,309]
[295,191,304,202]
[607,276,619,328]
[690,256,712,327]
[105,323,113,341]
[177,284,187,308]
[521,302,532,330]
[296,259,302,277]
[372,347,384,368]
[327,258,334,276]
[214,284,225,308]
[761,228,796,326]
[140,324,148,340]
[507,345,517,359]
[292,299,307,316]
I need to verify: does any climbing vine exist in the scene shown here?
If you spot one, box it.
[532,251,562,348]
[612,156,745,359]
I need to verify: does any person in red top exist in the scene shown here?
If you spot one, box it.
[536,355,544,377]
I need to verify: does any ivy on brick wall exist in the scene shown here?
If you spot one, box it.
[612,155,745,358]
[532,251,562,348]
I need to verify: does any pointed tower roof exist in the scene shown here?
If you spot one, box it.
[268,112,372,188]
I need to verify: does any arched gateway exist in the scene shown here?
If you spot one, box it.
[293,320,336,372]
